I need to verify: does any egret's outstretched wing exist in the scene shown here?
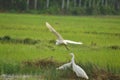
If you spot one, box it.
[64,40,83,44]
[56,62,71,70]
[46,22,63,40]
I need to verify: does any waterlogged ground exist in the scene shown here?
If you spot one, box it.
[0,13,120,80]
[0,74,43,80]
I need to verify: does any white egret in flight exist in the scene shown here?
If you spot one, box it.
[46,22,83,50]
[70,53,89,79]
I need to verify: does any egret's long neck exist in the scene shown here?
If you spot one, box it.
[71,54,75,64]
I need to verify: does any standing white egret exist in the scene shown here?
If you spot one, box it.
[70,53,89,79]
[46,22,83,50]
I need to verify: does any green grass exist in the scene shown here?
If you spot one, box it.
[0,13,120,79]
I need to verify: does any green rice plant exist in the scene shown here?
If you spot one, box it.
[0,13,120,79]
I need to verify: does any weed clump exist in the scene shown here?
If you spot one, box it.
[0,35,40,45]
[107,45,120,50]
[22,57,59,68]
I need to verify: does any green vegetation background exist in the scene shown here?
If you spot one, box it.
[0,13,120,79]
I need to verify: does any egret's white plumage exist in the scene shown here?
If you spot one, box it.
[46,22,83,50]
[70,53,89,79]
[56,62,71,70]
[64,40,83,45]
[46,22,63,41]
[57,53,89,79]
